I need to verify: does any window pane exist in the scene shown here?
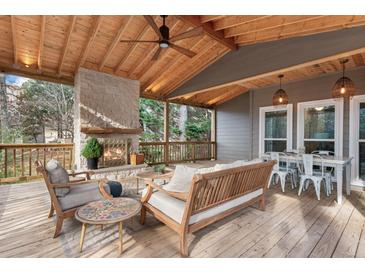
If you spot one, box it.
[265,110,287,138]
[304,105,335,139]
[360,142,365,180]
[265,140,286,152]
[360,103,365,140]
[304,141,334,154]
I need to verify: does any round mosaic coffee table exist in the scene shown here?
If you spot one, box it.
[75,198,141,254]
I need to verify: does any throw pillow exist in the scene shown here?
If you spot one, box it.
[163,165,198,193]
[46,159,70,197]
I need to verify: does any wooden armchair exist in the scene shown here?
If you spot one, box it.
[35,160,112,238]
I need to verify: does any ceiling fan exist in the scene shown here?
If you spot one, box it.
[119,15,203,60]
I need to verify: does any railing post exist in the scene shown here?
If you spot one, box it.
[164,100,170,165]
[211,108,217,160]
[192,143,196,163]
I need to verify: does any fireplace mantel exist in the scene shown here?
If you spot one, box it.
[81,127,143,134]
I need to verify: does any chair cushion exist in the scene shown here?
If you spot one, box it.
[163,165,198,193]
[45,159,70,197]
[142,188,263,224]
[58,183,110,210]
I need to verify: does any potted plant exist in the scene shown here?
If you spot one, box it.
[130,150,144,165]
[81,137,103,169]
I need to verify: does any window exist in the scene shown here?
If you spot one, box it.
[259,104,293,155]
[349,95,365,185]
[297,98,343,156]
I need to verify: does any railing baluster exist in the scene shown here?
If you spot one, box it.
[21,148,24,176]
[4,148,8,178]
[29,148,32,176]
[13,149,16,177]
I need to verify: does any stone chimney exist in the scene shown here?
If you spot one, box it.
[74,68,140,169]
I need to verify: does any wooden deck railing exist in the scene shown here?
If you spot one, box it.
[0,141,215,183]
[139,141,216,165]
[0,143,74,183]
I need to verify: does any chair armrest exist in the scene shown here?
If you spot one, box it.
[68,170,95,180]
[141,179,188,202]
[50,179,99,189]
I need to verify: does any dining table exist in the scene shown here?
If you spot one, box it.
[261,153,353,205]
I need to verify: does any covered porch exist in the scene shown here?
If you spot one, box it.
[1,15,365,258]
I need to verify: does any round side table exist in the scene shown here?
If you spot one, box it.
[75,198,141,254]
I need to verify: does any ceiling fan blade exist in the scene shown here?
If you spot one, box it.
[169,26,204,42]
[169,43,196,58]
[119,39,158,43]
[143,15,163,40]
[152,47,163,61]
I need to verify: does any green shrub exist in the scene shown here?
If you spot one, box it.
[81,137,103,159]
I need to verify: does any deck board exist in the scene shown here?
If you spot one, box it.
[0,181,364,258]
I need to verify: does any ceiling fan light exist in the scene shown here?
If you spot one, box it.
[159,41,169,48]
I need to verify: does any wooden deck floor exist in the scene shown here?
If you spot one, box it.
[1,181,365,258]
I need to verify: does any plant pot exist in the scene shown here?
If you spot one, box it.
[86,157,99,170]
[130,153,144,166]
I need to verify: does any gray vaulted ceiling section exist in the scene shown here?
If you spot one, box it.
[168,26,365,98]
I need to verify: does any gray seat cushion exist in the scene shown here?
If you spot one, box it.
[45,159,70,197]
[58,183,110,211]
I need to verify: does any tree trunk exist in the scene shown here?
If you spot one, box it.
[178,105,187,141]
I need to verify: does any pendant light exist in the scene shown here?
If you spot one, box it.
[273,74,289,105]
[332,59,356,99]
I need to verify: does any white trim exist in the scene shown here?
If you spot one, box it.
[297,98,343,157]
[259,104,293,156]
[349,94,365,186]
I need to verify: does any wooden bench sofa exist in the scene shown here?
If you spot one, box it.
[140,160,276,256]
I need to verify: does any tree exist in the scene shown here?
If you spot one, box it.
[17,80,74,142]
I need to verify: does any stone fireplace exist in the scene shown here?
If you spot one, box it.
[74,68,141,169]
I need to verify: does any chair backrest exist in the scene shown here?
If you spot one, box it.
[302,154,323,176]
[270,152,288,171]
[270,152,280,171]
[35,160,62,212]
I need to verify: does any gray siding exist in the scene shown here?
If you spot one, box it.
[217,66,365,160]
[216,92,252,161]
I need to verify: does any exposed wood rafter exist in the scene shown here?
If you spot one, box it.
[58,15,77,75]
[177,15,237,51]
[114,22,149,74]
[76,16,103,72]
[10,16,18,65]
[98,16,134,71]
[37,16,46,71]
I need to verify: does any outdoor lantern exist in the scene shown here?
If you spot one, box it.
[332,59,356,99]
[273,74,289,105]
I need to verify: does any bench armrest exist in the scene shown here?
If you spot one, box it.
[141,179,188,203]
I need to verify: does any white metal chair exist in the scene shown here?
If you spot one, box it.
[297,154,331,200]
[311,150,334,194]
[268,152,296,192]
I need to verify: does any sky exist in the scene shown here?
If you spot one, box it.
[5,74,28,86]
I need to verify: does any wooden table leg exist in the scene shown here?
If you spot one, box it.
[118,222,123,254]
[136,178,139,194]
[79,223,87,252]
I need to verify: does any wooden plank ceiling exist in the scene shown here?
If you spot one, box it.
[1,15,365,108]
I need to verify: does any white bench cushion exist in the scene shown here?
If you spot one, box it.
[142,188,263,224]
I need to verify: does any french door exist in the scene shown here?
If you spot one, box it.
[349,95,365,186]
